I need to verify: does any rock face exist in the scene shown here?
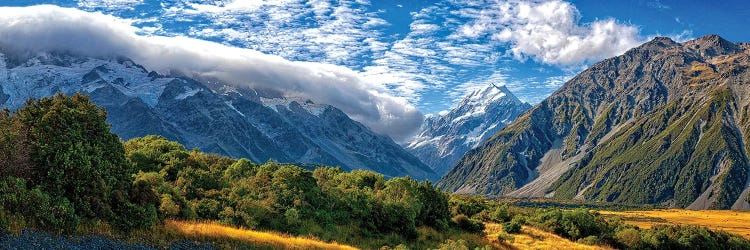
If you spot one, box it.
[0,52,436,180]
[406,84,530,177]
[438,35,750,209]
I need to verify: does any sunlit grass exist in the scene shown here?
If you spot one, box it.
[165,220,359,250]
[484,223,611,250]
[600,209,750,239]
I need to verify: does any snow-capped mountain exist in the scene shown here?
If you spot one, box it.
[0,51,436,180]
[406,83,530,176]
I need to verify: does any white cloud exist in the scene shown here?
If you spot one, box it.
[0,5,422,142]
[70,0,656,114]
[453,0,644,66]
[78,0,143,9]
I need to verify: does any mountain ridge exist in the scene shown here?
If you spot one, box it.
[0,51,437,180]
[438,34,750,209]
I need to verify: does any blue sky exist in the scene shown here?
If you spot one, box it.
[1,0,748,116]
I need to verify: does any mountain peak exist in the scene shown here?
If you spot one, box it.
[695,34,729,43]
[634,36,678,51]
[684,34,740,57]
[406,83,530,175]
[463,83,518,105]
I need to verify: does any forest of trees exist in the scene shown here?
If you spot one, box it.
[1,93,750,249]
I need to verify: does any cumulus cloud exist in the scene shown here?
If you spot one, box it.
[0,5,423,142]
[452,0,644,66]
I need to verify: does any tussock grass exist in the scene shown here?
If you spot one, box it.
[600,209,750,239]
[165,220,358,250]
[484,223,611,250]
[685,61,718,86]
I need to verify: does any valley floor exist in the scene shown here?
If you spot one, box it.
[599,209,750,239]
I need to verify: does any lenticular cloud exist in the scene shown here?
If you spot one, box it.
[0,5,423,142]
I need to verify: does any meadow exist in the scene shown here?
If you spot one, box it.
[600,209,750,239]
[484,223,612,250]
[165,220,357,250]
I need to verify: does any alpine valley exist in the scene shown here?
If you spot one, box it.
[438,35,750,210]
[8,2,750,250]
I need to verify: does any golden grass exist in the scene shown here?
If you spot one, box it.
[484,223,611,250]
[684,61,718,86]
[165,220,359,250]
[599,209,750,239]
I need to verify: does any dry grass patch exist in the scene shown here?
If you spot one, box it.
[166,220,358,250]
[484,223,611,250]
[599,209,750,239]
[684,61,718,86]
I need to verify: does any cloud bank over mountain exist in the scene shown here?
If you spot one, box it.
[0,5,422,142]
[452,0,644,66]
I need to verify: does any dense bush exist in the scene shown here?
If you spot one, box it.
[628,224,750,250]
[0,94,159,232]
[15,94,133,218]
[448,195,487,218]
[0,177,79,233]
[451,214,484,233]
[502,221,521,234]
[491,203,512,222]
[528,208,612,241]
[122,135,456,240]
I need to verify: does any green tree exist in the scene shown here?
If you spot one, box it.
[124,135,189,174]
[13,93,158,231]
[16,93,132,219]
[416,181,450,229]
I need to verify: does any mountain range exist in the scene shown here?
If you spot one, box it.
[7,34,750,210]
[438,35,750,210]
[406,83,530,176]
[0,51,436,180]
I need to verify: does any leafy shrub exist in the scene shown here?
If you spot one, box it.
[0,177,79,232]
[615,228,641,248]
[416,181,450,229]
[15,93,134,219]
[451,214,484,233]
[502,221,521,234]
[110,201,158,232]
[529,208,609,241]
[124,135,189,173]
[491,204,512,222]
[448,196,487,217]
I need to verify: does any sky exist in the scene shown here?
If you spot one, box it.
[0,0,748,140]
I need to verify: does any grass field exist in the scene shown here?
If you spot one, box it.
[165,220,358,250]
[599,209,750,239]
[484,223,611,250]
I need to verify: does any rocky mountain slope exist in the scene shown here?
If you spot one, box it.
[438,35,750,209]
[0,52,436,180]
[406,84,530,177]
